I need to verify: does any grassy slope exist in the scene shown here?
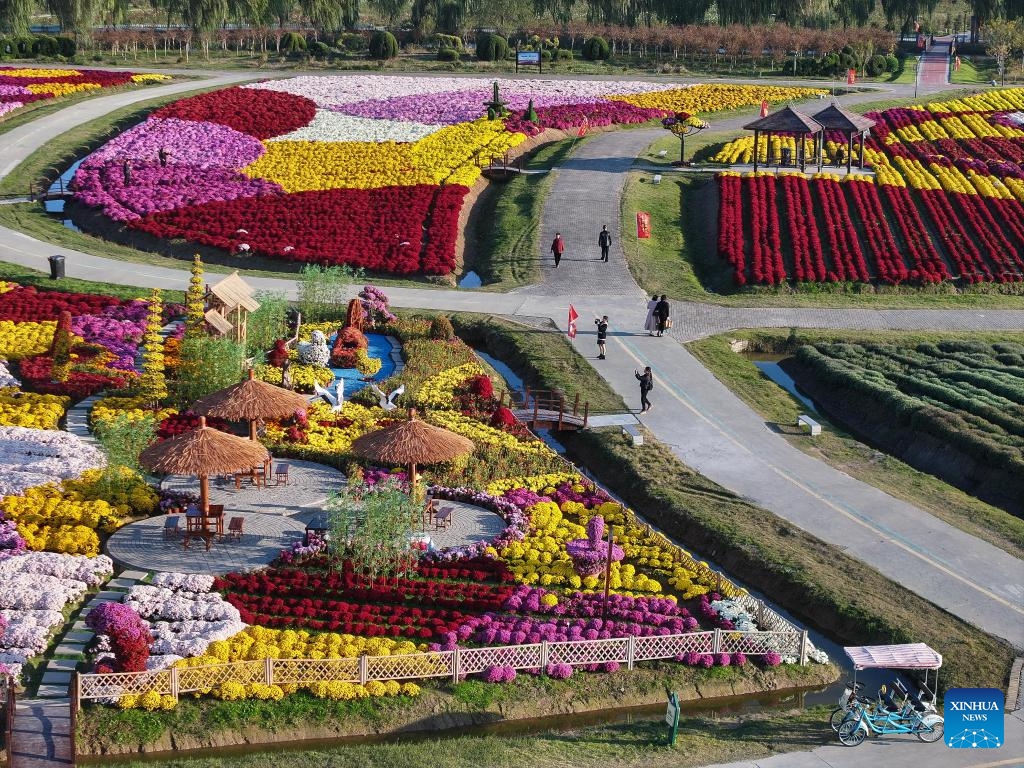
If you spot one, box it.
[93,705,837,768]
[469,137,580,290]
[559,427,1015,693]
[686,328,1024,561]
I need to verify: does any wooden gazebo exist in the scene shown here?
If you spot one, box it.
[205,272,260,344]
[744,106,824,173]
[810,102,876,174]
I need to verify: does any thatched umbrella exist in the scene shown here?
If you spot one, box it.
[192,368,310,441]
[350,409,474,495]
[139,416,270,513]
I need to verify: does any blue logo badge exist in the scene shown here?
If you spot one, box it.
[945,688,1004,748]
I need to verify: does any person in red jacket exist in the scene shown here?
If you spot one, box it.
[551,232,565,268]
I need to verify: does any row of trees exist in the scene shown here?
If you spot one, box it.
[3,0,1024,39]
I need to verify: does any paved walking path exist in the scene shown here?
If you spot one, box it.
[919,35,953,89]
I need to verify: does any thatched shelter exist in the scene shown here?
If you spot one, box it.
[139,416,270,512]
[192,369,310,440]
[350,409,474,495]
[810,102,876,173]
[743,106,824,172]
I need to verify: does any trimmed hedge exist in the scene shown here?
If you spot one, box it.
[369,30,398,60]
[476,33,508,62]
[582,36,610,61]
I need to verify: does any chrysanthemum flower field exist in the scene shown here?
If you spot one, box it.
[69,77,824,276]
[0,67,170,119]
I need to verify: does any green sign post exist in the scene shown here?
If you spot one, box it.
[665,691,680,746]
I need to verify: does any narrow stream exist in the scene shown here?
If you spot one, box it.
[749,356,818,412]
[45,158,84,232]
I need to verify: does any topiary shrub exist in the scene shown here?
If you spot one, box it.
[540,49,552,62]
[336,32,366,51]
[582,36,609,61]
[476,33,508,62]
[281,31,306,53]
[308,40,331,59]
[556,48,573,61]
[838,52,856,71]
[56,36,76,57]
[885,53,900,72]
[32,35,59,57]
[435,33,463,51]
[369,30,398,60]
[865,54,887,77]
[429,314,455,341]
[438,47,459,62]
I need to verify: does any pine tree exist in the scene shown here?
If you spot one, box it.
[185,254,206,341]
[136,290,168,406]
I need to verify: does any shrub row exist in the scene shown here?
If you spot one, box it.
[0,34,76,59]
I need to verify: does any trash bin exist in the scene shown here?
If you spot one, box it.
[48,254,65,280]
[780,147,793,166]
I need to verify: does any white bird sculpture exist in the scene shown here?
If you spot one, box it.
[369,383,405,411]
[314,377,345,412]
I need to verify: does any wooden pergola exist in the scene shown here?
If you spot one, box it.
[744,106,824,173]
[810,102,877,174]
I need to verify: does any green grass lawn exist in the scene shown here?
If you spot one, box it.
[92,705,838,768]
[950,57,998,85]
[686,328,1024,561]
[887,55,919,84]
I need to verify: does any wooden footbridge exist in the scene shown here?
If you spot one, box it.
[503,388,589,431]
[3,678,75,768]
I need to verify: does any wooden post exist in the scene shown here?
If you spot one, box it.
[6,675,15,767]
[540,640,549,670]
[712,628,722,654]
[533,395,539,426]
[264,658,273,685]
[626,636,636,670]
[601,528,616,620]
[572,392,580,416]
[452,648,460,684]
[358,654,368,685]
[799,630,809,665]
[69,673,79,760]
[582,402,589,429]
[169,666,179,700]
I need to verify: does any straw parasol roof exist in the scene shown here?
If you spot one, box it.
[192,369,309,439]
[139,416,270,476]
[351,410,474,465]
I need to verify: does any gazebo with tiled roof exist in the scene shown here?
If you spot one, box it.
[743,106,824,173]
[810,102,877,174]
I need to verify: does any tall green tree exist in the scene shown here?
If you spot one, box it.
[532,0,574,24]
[136,290,169,408]
[1008,0,1024,20]
[880,0,920,32]
[182,0,229,36]
[0,0,34,34]
[299,0,359,34]
[835,0,875,27]
[651,0,711,24]
[716,0,773,25]
[368,0,408,25]
[46,0,101,35]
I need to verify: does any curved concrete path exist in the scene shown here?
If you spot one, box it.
[0,72,1021,656]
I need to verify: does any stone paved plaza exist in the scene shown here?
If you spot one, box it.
[106,457,510,574]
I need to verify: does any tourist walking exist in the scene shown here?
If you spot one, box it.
[122,159,132,186]
[551,232,565,268]
[635,366,653,413]
[654,295,671,336]
[595,315,608,359]
[643,295,659,335]
[598,225,611,262]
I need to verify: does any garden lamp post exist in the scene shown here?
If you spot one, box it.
[661,112,709,167]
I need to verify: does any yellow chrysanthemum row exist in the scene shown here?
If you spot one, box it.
[485,472,579,496]
[243,118,525,193]
[414,362,484,409]
[0,388,69,429]
[25,82,101,97]
[255,362,334,392]
[196,626,425,663]
[90,395,177,431]
[711,135,817,164]
[0,320,59,360]
[130,73,172,83]
[118,680,419,710]
[612,84,826,114]
[427,410,553,456]
[264,400,383,455]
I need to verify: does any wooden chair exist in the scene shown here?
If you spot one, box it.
[227,516,244,540]
[207,505,225,537]
[163,516,181,538]
[434,506,453,530]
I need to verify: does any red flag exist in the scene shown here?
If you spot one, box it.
[636,212,651,239]
[567,304,579,338]
[577,116,589,138]
[760,100,769,118]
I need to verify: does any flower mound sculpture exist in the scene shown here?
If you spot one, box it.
[565,515,624,577]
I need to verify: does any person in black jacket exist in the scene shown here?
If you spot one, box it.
[654,295,670,336]
[598,225,611,262]
[635,366,653,412]
[595,316,608,359]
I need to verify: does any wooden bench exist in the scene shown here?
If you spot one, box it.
[434,506,453,530]
[622,423,644,446]
[797,414,822,436]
